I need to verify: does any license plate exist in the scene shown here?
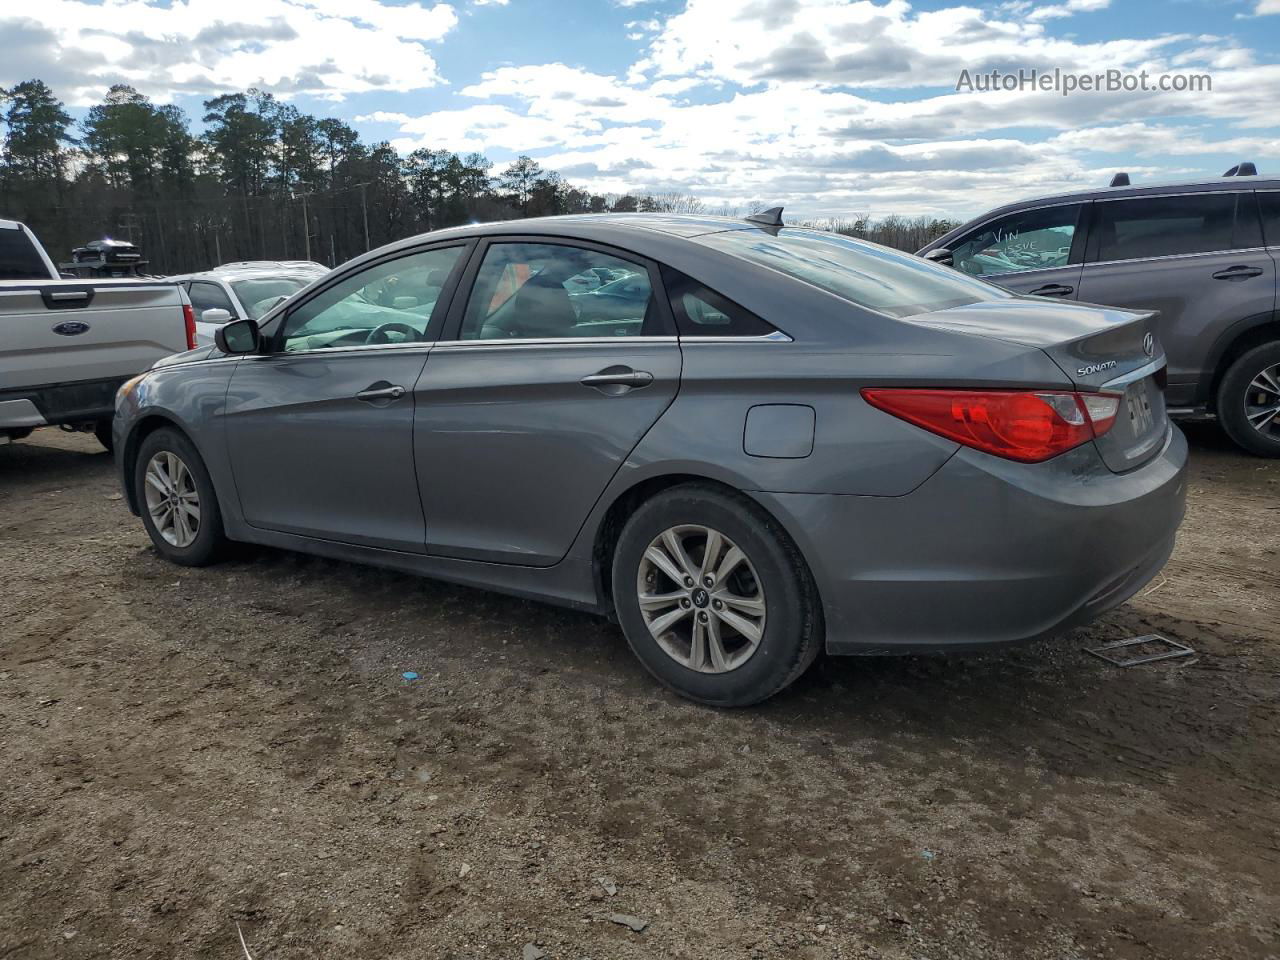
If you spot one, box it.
[1125,380,1155,438]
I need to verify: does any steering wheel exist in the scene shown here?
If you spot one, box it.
[366,321,420,345]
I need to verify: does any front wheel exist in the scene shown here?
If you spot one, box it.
[611,484,823,707]
[1217,342,1280,457]
[133,427,227,566]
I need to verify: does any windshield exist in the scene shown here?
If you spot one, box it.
[696,229,1009,318]
[231,277,311,319]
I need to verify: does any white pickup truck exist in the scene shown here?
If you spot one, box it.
[1,219,194,450]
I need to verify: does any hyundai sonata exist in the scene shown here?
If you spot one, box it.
[113,211,1187,706]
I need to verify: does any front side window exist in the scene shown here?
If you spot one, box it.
[459,242,657,340]
[949,205,1081,277]
[1092,193,1252,263]
[231,277,311,320]
[696,228,1008,319]
[187,281,235,318]
[278,245,463,352]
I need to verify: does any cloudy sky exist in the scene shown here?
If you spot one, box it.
[3,0,1279,219]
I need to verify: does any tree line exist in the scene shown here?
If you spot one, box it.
[0,79,957,275]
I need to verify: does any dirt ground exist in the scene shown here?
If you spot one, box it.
[1,425,1277,960]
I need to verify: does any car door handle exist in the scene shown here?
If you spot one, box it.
[355,383,406,402]
[1028,283,1073,297]
[1212,265,1264,280]
[580,367,654,393]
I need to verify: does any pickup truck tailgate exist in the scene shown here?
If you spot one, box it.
[0,281,189,391]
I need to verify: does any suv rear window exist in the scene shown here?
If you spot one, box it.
[1258,192,1280,247]
[696,229,1005,318]
[0,226,51,280]
[1091,193,1257,262]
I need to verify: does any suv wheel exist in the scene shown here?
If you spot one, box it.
[134,427,227,565]
[611,484,822,707]
[1217,342,1280,457]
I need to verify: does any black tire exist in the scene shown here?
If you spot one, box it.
[133,427,227,566]
[1217,341,1280,458]
[94,418,114,453]
[611,484,823,707]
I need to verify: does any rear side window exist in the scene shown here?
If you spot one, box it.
[459,242,660,341]
[0,227,51,280]
[696,228,1006,319]
[1259,192,1280,246]
[661,267,776,337]
[187,281,235,317]
[1091,193,1257,263]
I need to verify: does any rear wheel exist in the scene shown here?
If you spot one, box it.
[611,484,822,707]
[1217,342,1280,457]
[134,427,226,566]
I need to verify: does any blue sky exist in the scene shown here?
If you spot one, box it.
[4,0,1279,219]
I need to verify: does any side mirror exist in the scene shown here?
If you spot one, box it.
[214,318,261,355]
[201,307,233,324]
[923,248,954,267]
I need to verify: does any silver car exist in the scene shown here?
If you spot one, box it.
[113,213,1187,706]
[173,262,331,346]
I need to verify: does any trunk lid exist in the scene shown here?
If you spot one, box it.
[906,298,1168,473]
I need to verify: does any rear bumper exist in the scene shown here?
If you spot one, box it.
[753,426,1188,654]
[0,377,126,427]
[0,398,47,430]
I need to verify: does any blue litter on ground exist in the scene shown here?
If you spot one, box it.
[402,671,419,681]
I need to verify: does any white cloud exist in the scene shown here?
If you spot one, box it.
[632,0,1179,88]
[1025,0,1110,22]
[365,0,1280,219]
[0,0,458,104]
[1253,0,1280,14]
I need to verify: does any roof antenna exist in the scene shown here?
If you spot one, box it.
[745,206,784,228]
[1109,172,1130,187]
[1224,162,1257,177]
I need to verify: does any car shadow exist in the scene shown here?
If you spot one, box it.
[0,430,112,485]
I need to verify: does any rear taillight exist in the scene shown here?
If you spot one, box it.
[183,303,196,350]
[861,388,1120,463]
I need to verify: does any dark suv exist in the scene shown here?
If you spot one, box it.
[918,167,1280,456]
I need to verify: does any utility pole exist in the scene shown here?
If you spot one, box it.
[293,191,313,261]
[358,182,371,251]
[301,191,311,262]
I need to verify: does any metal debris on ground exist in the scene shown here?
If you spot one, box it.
[1084,634,1195,667]
[608,913,649,933]
[236,923,257,960]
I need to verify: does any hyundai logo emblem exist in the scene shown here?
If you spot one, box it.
[1142,332,1155,357]
[52,320,91,336]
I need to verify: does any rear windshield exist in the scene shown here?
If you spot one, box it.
[231,277,310,319]
[0,226,51,280]
[696,228,1008,318]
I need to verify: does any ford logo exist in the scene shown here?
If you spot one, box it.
[1142,332,1155,357]
[52,320,91,336]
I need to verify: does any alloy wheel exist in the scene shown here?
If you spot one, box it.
[1244,362,1280,440]
[143,451,201,548]
[636,524,766,674]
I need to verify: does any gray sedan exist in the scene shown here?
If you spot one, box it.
[112,213,1187,706]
